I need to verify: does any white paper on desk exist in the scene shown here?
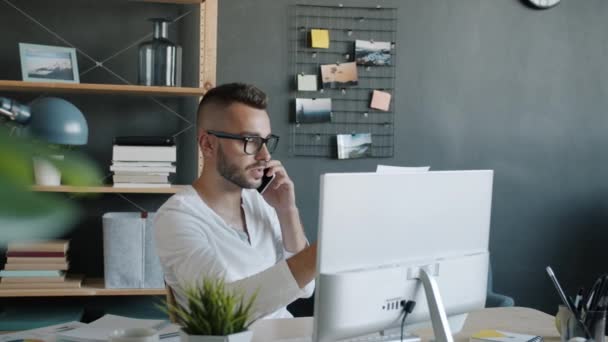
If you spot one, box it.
[56,315,179,342]
[0,321,86,342]
[250,317,313,342]
[376,165,430,173]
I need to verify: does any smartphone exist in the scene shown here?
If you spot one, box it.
[257,170,275,194]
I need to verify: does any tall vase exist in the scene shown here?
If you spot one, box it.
[138,18,182,87]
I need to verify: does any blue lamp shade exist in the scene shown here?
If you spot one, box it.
[27,97,88,145]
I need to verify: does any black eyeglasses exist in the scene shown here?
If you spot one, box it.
[207,130,280,155]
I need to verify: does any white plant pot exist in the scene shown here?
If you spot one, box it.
[178,329,253,342]
[32,155,63,186]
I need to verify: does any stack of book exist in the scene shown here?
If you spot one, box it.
[110,136,176,188]
[0,240,83,289]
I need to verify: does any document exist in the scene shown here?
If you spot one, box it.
[376,165,430,173]
[0,321,86,342]
[56,315,180,342]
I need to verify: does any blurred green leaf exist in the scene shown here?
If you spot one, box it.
[0,126,101,246]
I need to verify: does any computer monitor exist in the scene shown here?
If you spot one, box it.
[313,170,493,342]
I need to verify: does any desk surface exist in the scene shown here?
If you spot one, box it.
[416,307,558,342]
[250,307,560,342]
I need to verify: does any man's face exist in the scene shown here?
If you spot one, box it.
[213,103,272,189]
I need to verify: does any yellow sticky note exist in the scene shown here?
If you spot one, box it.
[472,330,508,339]
[311,29,330,49]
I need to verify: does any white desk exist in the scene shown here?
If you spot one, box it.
[250,307,560,342]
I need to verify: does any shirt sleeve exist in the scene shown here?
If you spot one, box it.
[154,203,310,320]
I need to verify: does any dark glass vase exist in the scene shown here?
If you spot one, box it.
[138,18,182,87]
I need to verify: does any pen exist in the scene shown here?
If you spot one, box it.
[546,266,592,338]
[546,266,577,314]
[590,276,607,312]
[574,288,584,312]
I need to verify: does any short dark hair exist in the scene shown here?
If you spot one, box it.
[197,83,268,128]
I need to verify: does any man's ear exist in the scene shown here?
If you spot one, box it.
[198,131,215,158]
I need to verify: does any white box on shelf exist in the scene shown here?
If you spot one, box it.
[102,212,164,289]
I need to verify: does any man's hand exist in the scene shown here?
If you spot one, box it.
[261,160,296,213]
[260,160,307,253]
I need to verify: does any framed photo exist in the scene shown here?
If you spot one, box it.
[355,39,392,66]
[320,62,358,89]
[19,43,80,83]
[295,98,332,123]
[337,133,372,159]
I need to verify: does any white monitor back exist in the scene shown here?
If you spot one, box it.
[313,170,493,341]
[316,170,493,274]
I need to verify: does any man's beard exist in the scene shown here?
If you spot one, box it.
[217,144,262,189]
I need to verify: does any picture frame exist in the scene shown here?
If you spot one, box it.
[295,98,332,123]
[355,39,392,66]
[19,43,80,83]
[336,133,372,159]
[320,62,358,89]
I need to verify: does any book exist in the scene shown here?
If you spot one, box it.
[112,171,170,176]
[112,145,176,162]
[112,183,171,188]
[109,165,176,173]
[0,269,65,277]
[1,275,66,283]
[112,174,169,183]
[7,240,69,253]
[113,136,175,146]
[4,262,69,271]
[7,257,67,264]
[111,161,174,167]
[6,251,66,257]
[0,274,82,289]
[470,330,543,342]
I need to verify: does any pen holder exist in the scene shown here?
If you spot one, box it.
[557,305,606,342]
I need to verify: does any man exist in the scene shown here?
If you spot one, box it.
[154,83,316,320]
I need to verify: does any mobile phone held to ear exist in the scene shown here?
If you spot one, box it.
[257,170,275,194]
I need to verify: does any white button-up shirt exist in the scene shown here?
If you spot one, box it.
[154,186,315,320]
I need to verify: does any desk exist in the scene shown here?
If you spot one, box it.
[250,307,560,342]
[416,307,558,342]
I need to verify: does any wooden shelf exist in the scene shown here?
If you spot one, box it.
[31,185,186,194]
[132,0,204,4]
[0,80,205,97]
[0,278,166,297]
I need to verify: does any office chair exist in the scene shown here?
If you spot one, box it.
[486,264,515,308]
[165,283,178,323]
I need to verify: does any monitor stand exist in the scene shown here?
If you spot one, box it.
[380,266,460,342]
[416,266,455,342]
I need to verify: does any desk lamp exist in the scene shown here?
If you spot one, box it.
[0,96,90,244]
[0,96,88,185]
[0,96,88,145]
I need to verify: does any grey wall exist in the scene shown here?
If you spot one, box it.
[217,0,608,313]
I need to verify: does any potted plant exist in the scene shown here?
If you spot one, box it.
[164,278,258,342]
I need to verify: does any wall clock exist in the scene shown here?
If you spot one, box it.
[525,0,561,9]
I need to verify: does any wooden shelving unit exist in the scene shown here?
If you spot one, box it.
[0,80,205,97]
[134,0,203,4]
[0,0,217,303]
[31,185,187,194]
[0,278,166,298]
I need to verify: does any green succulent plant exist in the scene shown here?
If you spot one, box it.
[164,278,258,336]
